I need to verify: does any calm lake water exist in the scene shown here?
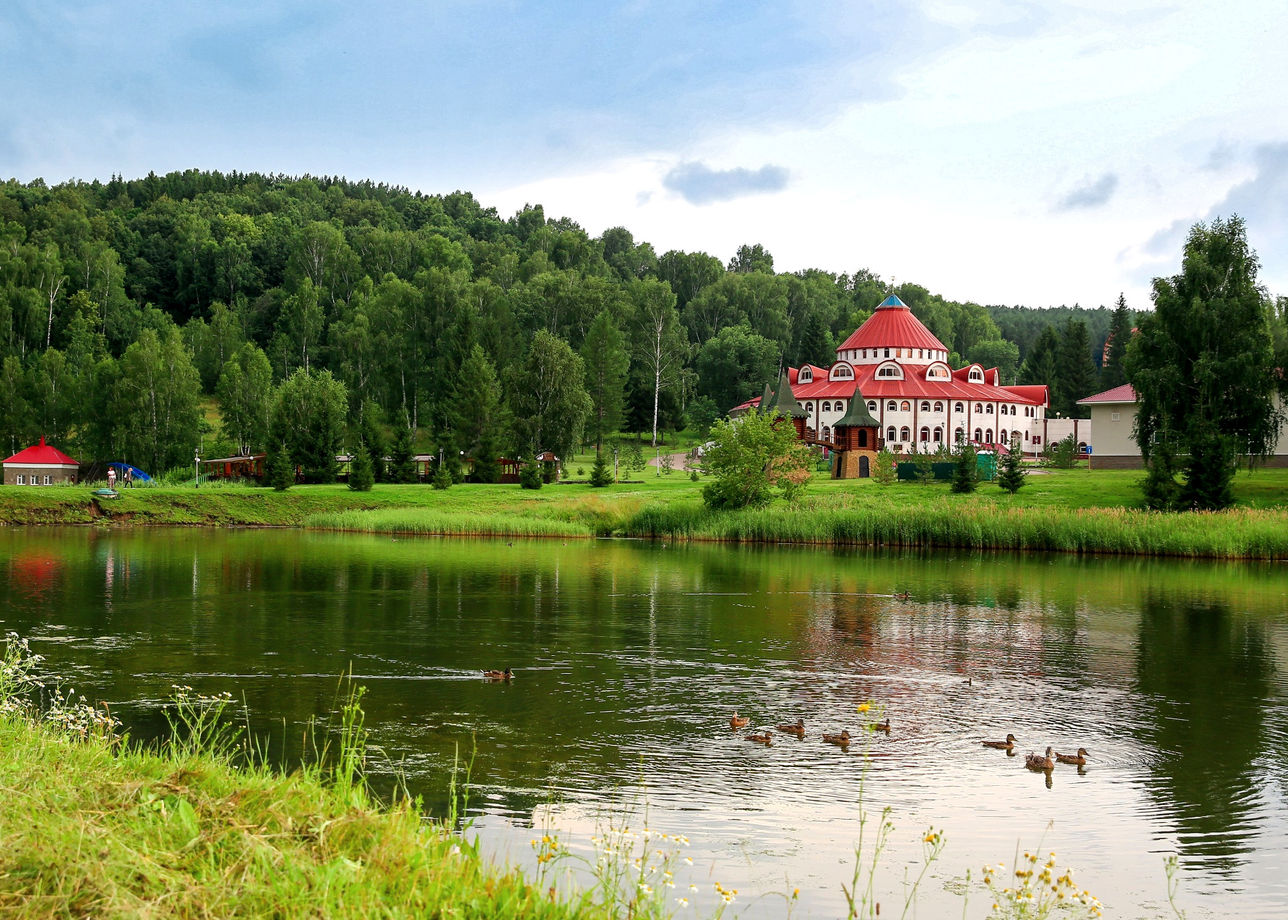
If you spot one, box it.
[2,528,1287,918]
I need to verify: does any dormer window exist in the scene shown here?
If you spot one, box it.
[925,363,950,380]
[968,366,984,383]
[829,362,855,381]
[798,367,812,383]
[875,362,903,380]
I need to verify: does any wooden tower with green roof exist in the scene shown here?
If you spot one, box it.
[761,372,807,439]
[832,390,883,479]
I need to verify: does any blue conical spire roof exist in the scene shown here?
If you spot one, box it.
[877,294,907,309]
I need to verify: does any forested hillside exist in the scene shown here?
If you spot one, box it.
[0,170,1131,475]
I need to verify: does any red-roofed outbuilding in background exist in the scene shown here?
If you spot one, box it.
[3,437,80,486]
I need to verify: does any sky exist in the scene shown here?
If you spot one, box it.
[2,0,1286,309]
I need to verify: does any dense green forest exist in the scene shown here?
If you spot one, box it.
[1,170,1134,477]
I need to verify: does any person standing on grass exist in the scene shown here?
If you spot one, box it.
[124,467,133,488]
[107,467,116,490]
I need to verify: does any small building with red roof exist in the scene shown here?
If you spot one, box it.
[763,295,1052,455]
[3,437,80,486]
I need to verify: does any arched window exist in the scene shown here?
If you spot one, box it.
[798,367,813,383]
[919,426,930,442]
[900,426,910,441]
[887,401,897,411]
[868,401,878,412]
[858,429,868,448]
[955,427,965,443]
[933,402,943,412]
[955,402,964,413]
[920,401,930,411]
[974,428,983,442]
[822,401,831,412]
[974,403,983,413]
[986,404,994,414]
[900,400,911,411]
[887,426,897,442]
[835,400,845,413]
[969,367,984,383]
[822,426,831,441]
[933,427,943,442]
[999,430,1008,444]
[985,429,994,443]
[805,403,813,414]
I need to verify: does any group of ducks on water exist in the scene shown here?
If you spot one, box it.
[728,712,890,747]
[983,733,1090,770]
[489,671,1090,773]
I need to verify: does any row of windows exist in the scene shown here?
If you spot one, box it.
[885,427,1022,445]
[864,400,1035,415]
[854,347,945,361]
[14,474,53,485]
[805,400,846,414]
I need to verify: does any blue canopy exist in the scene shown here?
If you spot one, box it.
[108,461,152,482]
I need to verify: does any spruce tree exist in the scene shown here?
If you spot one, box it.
[348,447,374,491]
[1100,294,1133,390]
[997,447,1026,494]
[872,448,896,485]
[519,455,543,490]
[951,440,978,493]
[266,446,293,491]
[432,459,453,490]
[590,451,613,487]
[389,409,418,483]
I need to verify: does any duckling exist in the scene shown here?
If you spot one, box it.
[1055,747,1089,766]
[894,591,911,600]
[822,730,851,747]
[482,667,513,681]
[982,733,1018,750]
[775,718,805,737]
[867,718,891,734]
[1025,747,1055,771]
[746,731,773,745]
[729,712,750,730]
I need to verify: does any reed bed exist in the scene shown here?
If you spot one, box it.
[305,507,593,538]
[621,501,1288,559]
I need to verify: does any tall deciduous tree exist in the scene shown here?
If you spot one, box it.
[1126,215,1282,510]
[701,412,811,509]
[580,310,629,454]
[507,329,591,460]
[114,325,203,473]
[217,343,274,454]
[629,279,686,447]
[270,367,348,482]
[694,323,779,414]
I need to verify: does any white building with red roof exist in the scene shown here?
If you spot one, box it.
[3,437,80,486]
[747,295,1051,454]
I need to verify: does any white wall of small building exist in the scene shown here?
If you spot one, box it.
[799,394,1047,453]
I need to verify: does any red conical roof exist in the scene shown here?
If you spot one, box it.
[836,295,948,354]
[4,436,79,466]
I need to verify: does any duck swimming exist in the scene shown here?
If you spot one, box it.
[483,668,513,681]
[746,731,773,745]
[1055,748,1089,766]
[729,712,750,730]
[982,733,1018,750]
[1025,747,1055,771]
[775,719,805,737]
[822,730,851,747]
[867,718,891,734]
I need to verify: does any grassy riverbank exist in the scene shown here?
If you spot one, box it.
[0,677,602,920]
[3,467,1288,557]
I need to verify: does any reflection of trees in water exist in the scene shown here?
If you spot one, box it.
[1135,592,1272,872]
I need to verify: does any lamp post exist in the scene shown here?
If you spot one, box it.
[194,448,200,490]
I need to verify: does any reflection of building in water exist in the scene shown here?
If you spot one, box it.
[7,551,64,605]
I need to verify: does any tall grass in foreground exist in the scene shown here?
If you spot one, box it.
[306,507,594,538]
[621,501,1288,559]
